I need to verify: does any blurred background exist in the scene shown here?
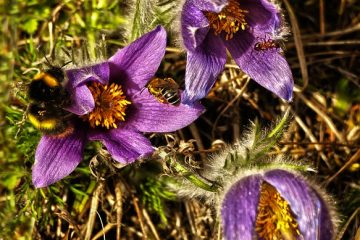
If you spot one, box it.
[0,0,359,239]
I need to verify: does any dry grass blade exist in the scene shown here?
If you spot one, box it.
[142,208,160,240]
[132,194,148,239]
[54,208,82,238]
[319,0,325,34]
[282,0,309,92]
[185,201,197,236]
[304,40,360,46]
[293,112,330,167]
[211,77,250,139]
[296,93,345,143]
[335,208,360,240]
[326,149,360,184]
[302,22,360,39]
[85,182,104,240]
[115,181,123,240]
[92,224,116,240]
[189,123,206,161]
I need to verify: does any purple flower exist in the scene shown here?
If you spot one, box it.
[32,26,204,188]
[221,169,335,240]
[181,0,294,103]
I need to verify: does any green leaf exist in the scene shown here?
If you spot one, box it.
[152,0,178,28]
[333,78,360,116]
[22,19,38,35]
[140,177,176,224]
[1,172,24,190]
[128,0,157,42]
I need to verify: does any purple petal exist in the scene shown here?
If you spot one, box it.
[225,31,293,100]
[66,62,110,88]
[183,34,227,103]
[187,0,227,12]
[318,191,335,240]
[65,62,110,115]
[242,0,280,32]
[64,84,94,115]
[109,26,167,95]
[127,90,204,133]
[264,170,335,240]
[221,175,262,240]
[32,129,86,188]
[181,0,210,51]
[88,128,153,164]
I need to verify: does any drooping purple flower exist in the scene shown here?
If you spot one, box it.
[221,169,335,240]
[32,26,204,188]
[181,0,294,103]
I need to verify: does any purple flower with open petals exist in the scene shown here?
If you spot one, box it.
[181,0,294,103]
[221,169,336,240]
[32,26,204,188]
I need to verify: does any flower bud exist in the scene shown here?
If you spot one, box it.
[221,168,336,240]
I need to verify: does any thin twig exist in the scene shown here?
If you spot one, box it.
[54,208,82,238]
[288,52,360,69]
[132,195,148,239]
[304,40,360,46]
[189,123,206,161]
[115,181,123,240]
[48,22,54,58]
[211,77,250,139]
[335,208,360,240]
[324,64,360,88]
[293,112,330,167]
[184,201,197,236]
[85,182,104,240]
[319,0,325,35]
[298,23,360,39]
[326,149,360,184]
[279,141,359,148]
[56,214,62,238]
[282,0,309,92]
[296,92,345,143]
[91,224,117,240]
[142,208,161,240]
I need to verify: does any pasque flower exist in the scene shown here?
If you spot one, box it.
[32,26,204,188]
[171,115,337,240]
[221,169,336,240]
[181,0,294,103]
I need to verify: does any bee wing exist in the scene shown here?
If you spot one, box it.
[147,78,179,90]
[164,78,180,89]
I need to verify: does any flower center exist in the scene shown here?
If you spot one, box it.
[255,181,302,240]
[204,0,248,40]
[83,82,131,129]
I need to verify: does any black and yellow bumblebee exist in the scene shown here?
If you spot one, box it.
[27,65,74,136]
[146,77,181,105]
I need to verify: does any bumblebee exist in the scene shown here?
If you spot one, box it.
[27,65,73,136]
[146,77,180,105]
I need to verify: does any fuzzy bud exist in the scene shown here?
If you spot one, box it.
[221,168,337,240]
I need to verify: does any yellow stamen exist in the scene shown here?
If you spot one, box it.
[82,82,131,129]
[255,181,302,240]
[204,0,248,40]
